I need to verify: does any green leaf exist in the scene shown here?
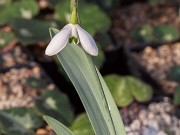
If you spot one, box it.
[3,107,43,130]
[50,28,126,135]
[169,65,180,82]
[0,32,16,49]
[132,24,154,42]
[104,74,133,107]
[127,76,153,102]
[104,75,153,106]
[154,24,179,42]
[70,113,94,135]
[9,19,59,45]
[0,111,34,135]
[55,1,111,35]
[44,115,75,135]
[26,77,47,89]
[0,0,39,25]
[174,86,180,105]
[35,90,74,125]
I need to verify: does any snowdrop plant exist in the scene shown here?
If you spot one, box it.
[44,0,126,135]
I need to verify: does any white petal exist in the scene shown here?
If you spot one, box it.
[76,24,98,56]
[45,24,72,56]
[70,24,79,44]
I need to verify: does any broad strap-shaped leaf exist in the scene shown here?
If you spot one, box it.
[50,28,126,135]
[44,116,74,135]
[96,70,126,135]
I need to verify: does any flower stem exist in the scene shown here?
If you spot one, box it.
[70,0,79,24]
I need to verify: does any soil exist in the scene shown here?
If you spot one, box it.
[0,45,58,135]
[133,42,180,93]
[121,97,180,135]
[109,2,180,46]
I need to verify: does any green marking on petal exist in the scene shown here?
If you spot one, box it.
[69,36,78,44]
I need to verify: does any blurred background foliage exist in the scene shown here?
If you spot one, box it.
[0,0,180,135]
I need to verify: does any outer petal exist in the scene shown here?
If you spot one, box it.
[76,24,98,56]
[45,24,72,56]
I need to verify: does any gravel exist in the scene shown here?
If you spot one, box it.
[135,42,180,93]
[121,97,180,135]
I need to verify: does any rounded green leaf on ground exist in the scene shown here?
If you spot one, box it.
[132,24,154,42]
[0,0,39,25]
[154,24,179,42]
[126,76,153,102]
[2,107,43,130]
[104,74,133,107]
[104,75,153,107]
[9,19,59,45]
[70,113,94,135]
[0,32,16,49]
[35,90,74,126]
[169,65,180,82]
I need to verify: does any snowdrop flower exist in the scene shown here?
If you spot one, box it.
[45,23,98,56]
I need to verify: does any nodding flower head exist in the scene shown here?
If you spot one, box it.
[45,23,98,56]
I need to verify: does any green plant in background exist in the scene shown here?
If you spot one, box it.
[104,74,153,107]
[0,32,16,49]
[9,19,59,45]
[132,24,154,42]
[26,77,47,89]
[169,65,180,82]
[154,24,179,42]
[0,0,110,50]
[35,90,74,126]
[2,107,42,130]
[0,0,39,25]
[0,107,42,135]
[55,0,111,36]
[70,113,94,135]
[174,86,180,105]
[169,65,180,105]
[132,24,180,43]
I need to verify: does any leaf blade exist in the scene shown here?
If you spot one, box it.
[44,116,74,135]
